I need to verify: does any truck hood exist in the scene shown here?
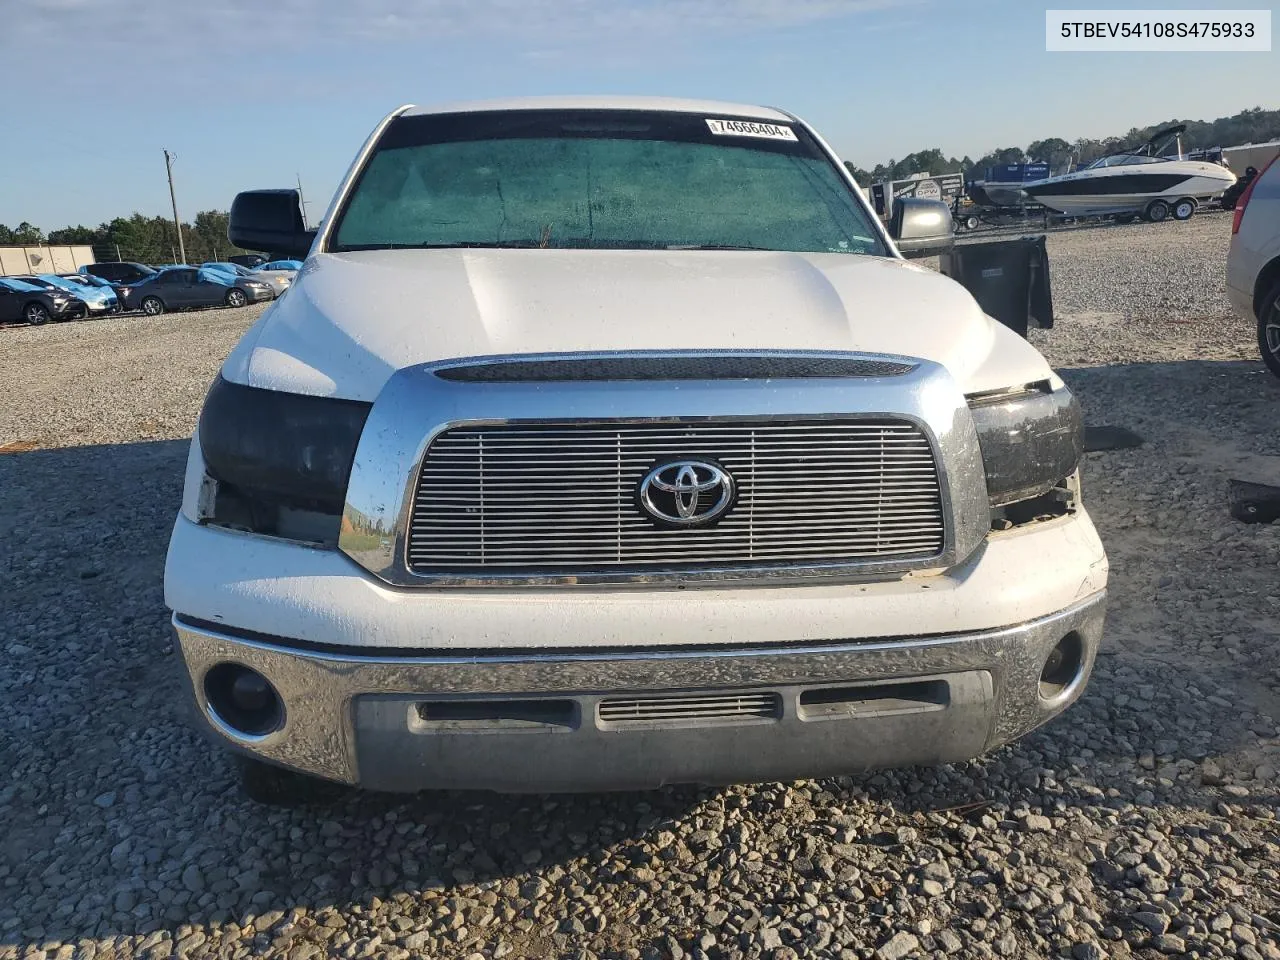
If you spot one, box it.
[223,249,1054,400]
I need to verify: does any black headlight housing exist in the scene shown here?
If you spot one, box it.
[197,376,371,544]
[968,382,1083,512]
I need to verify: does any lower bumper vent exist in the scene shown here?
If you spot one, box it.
[598,692,781,727]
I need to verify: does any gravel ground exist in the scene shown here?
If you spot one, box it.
[2,215,1278,960]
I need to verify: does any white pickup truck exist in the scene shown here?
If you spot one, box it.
[163,96,1107,801]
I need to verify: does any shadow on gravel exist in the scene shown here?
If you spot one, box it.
[1,358,1278,951]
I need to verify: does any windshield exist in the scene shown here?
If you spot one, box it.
[0,279,42,293]
[331,110,885,256]
[1087,154,1166,169]
[39,275,80,292]
[203,262,252,276]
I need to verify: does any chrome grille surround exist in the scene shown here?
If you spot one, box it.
[338,351,990,587]
[407,419,945,573]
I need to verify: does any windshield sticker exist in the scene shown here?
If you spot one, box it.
[705,119,798,142]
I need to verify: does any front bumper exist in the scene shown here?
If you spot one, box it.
[51,301,85,319]
[172,591,1105,792]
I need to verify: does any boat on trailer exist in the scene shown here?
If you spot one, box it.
[1021,125,1236,222]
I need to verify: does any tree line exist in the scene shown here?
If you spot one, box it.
[0,211,249,265]
[844,105,1280,185]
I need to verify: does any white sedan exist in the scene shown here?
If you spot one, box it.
[253,259,302,296]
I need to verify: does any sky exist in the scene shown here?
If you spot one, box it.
[1,0,1275,229]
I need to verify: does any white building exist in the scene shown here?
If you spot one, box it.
[0,245,96,277]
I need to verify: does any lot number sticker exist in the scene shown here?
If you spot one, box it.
[705,119,798,141]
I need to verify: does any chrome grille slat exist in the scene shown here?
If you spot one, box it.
[408,418,945,575]
[411,534,946,549]
[414,514,946,527]
[429,426,924,437]
[419,493,946,505]
[412,537,947,549]
[420,469,939,480]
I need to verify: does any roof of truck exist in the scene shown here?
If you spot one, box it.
[401,95,793,122]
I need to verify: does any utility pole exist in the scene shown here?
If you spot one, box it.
[164,149,187,264]
[296,172,309,229]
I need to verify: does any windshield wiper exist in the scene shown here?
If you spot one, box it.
[667,243,775,251]
[433,241,545,249]
[338,240,785,253]
[335,240,546,251]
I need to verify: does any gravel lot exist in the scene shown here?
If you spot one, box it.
[2,214,1278,960]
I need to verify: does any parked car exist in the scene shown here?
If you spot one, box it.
[0,276,86,325]
[121,266,274,315]
[1226,155,1280,378]
[62,272,132,311]
[258,259,303,272]
[80,262,157,285]
[61,273,116,292]
[201,261,287,297]
[254,259,302,292]
[16,274,119,314]
[229,254,267,268]
[165,96,1106,802]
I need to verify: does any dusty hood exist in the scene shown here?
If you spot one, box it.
[222,249,1053,400]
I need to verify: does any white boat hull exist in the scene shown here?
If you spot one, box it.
[1023,161,1235,217]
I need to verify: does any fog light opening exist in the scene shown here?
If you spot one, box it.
[1039,632,1085,701]
[204,663,284,739]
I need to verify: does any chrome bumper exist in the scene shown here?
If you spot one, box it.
[172,592,1105,792]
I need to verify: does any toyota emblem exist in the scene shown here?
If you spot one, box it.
[638,459,735,526]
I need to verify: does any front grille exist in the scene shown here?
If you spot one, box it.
[598,692,781,726]
[406,419,945,576]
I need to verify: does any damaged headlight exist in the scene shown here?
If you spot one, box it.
[197,376,371,544]
[967,381,1083,508]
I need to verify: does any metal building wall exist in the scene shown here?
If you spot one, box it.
[1223,141,1280,175]
[0,245,96,276]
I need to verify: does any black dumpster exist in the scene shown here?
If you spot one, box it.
[939,236,1053,338]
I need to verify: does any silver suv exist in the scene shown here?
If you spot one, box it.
[1227,156,1280,378]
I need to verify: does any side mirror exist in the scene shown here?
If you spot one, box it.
[228,189,316,260]
[890,197,955,258]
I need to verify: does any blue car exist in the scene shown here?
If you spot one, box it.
[34,274,121,314]
[14,274,117,316]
